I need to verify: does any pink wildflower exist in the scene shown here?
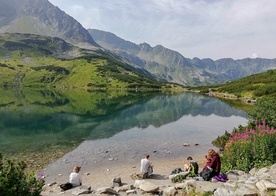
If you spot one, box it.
[38,172,44,179]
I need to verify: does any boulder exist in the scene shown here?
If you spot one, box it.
[194,181,222,194]
[174,182,185,189]
[134,179,145,188]
[214,188,235,196]
[97,187,117,195]
[114,185,134,192]
[234,186,258,196]
[163,186,177,196]
[72,186,92,195]
[256,180,276,192]
[256,167,269,176]
[112,177,122,187]
[139,181,159,193]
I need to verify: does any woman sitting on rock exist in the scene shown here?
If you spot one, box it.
[201,149,221,179]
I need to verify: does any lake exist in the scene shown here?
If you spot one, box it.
[0,88,247,170]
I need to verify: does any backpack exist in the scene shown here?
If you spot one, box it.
[213,173,228,182]
[60,182,73,191]
[200,167,213,181]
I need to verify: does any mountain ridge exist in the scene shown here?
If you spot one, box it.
[89,29,276,86]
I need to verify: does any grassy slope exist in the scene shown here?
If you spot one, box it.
[190,69,276,99]
[0,33,183,91]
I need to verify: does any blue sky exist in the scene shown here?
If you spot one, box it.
[48,0,276,60]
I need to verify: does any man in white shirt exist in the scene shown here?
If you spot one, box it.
[140,154,153,177]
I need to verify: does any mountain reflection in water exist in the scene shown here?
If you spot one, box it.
[0,88,247,167]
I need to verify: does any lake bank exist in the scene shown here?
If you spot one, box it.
[41,153,208,195]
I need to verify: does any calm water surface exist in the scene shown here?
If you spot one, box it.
[0,89,247,172]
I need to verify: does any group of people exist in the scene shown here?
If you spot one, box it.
[140,149,221,180]
[183,149,221,180]
[62,148,220,191]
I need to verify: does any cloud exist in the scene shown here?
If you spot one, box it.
[251,53,258,59]
[48,0,276,60]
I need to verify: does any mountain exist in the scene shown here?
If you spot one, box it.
[0,33,180,90]
[0,0,99,49]
[89,29,276,86]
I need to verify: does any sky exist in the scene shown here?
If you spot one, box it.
[48,0,276,60]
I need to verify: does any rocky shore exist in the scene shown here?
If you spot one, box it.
[41,158,276,196]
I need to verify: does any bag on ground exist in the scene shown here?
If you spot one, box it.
[60,182,73,191]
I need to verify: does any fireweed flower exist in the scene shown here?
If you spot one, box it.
[38,172,44,179]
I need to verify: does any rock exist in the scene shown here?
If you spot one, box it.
[256,180,276,192]
[174,183,185,189]
[163,186,177,196]
[194,181,223,194]
[47,182,57,186]
[270,163,276,170]
[108,158,114,161]
[183,143,190,147]
[114,185,134,192]
[259,172,271,180]
[97,187,117,195]
[249,167,257,176]
[86,172,90,176]
[223,182,236,189]
[256,167,269,175]
[72,186,92,195]
[214,188,235,196]
[134,179,145,188]
[234,186,258,196]
[126,189,136,194]
[139,181,159,193]
[112,177,122,187]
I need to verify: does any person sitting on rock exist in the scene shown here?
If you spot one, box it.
[183,156,199,176]
[201,149,221,177]
[140,154,154,178]
[69,166,82,186]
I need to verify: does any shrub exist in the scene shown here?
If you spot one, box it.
[0,153,45,196]
[212,130,231,150]
[221,122,276,172]
[248,97,276,127]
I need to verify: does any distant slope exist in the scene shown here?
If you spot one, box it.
[0,33,181,90]
[89,29,276,86]
[193,69,276,99]
[0,0,99,49]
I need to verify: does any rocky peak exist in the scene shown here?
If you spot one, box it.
[0,0,99,48]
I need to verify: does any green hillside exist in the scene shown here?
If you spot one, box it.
[0,33,183,91]
[191,69,276,99]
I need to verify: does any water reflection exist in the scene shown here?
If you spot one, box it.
[0,88,246,160]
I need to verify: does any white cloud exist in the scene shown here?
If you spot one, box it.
[251,53,258,59]
[48,0,276,60]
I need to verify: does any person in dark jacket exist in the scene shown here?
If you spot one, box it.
[202,149,221,176]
